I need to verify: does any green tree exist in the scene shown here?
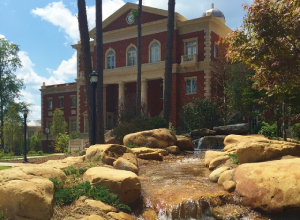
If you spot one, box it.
[30,130,42,152]
[54,133,69,152]
[77,0,94,144]
[3,104,23,154]
[96,0,104,144]
[0,37,24,149]
[163,0,176,126]
[50,108,67,138]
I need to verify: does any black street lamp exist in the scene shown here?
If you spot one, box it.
[90,71,98,145]
[22,108,29,163]
[45,128,50,154]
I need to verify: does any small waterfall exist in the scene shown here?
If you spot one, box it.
[195,137,204,150]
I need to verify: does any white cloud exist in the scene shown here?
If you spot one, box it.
[0,34,5,38]
[50,52,77,81]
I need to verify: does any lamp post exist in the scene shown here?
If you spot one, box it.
[45,128,49,154]
[90,71,98,145]
[23,108,28,163]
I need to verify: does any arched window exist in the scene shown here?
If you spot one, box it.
[150,42,160,63]
[106,50,115,69]
[127,46,136,66]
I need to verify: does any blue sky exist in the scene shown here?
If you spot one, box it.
[0,0,252,120]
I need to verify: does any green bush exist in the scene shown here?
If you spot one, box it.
[148,116,167,129]
[28,151,36,155]
[63,166,77,176]
[0,152,4,158]
[54,133,70,152]
[69,131,79,139]
[37,151,43,155]
[177,98,222,134]
[49,178,130,212]
[78,167,87,175]
[30,131,42,152]
[258,122,277,137]
[291,123,300,139]
[74,150,80,153]
[227,153,239,164]
[253,121,263,134]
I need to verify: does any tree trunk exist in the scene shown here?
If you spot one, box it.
[163,0,175,127]
[96,0,104,144]
[0,68,3,149]
[136,0,142,114]
[77,0,93,145]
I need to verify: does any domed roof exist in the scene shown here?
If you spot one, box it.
[202,3,225,20]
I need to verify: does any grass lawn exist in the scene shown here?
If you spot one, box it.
[0,166,11,171]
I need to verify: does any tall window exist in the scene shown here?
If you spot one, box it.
[59,97,64,108]
[214,44,218,58]
[106,50,115,69]
[70,119,77,133]
[71,96,76,107]
[48,99,53,109]
[186,78,197,94]
[186,41,197,55]
[127,46,136,66]
[150,42,160,63]
[47,120,53,133]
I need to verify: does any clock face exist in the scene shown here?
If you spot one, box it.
[126,14,135,24]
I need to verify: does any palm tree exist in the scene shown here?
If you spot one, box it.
[96,0,104,144]
[136,0,142,115]
[163,0,176,126]
[77,0,93,144]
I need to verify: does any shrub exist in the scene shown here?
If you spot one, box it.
[69,132,79,140]
[54,133,70,152]
[37,151,43,155]
[291,123,300,139]
[148,116,167,129]
[27,151,36,155]
[78,167,87,175]
[63,166,77,176]
[126,144,143,148]
[227,153,239,164]
[258,122,277,137]
[177,98,222,134]
[30,131,42,152]
[49,178,131,212]
[0,152,4,158]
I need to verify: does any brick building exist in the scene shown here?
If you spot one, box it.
[40,3,231,151]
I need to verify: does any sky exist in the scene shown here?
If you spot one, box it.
[0,0,253,120]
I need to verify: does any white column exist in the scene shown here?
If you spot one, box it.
[141,79,148,107]
[118,82,125,104]
[103,85,107,130]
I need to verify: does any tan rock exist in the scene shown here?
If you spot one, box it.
[86,144,110,160]
[176,135,194,151]
[236,139,300,163]
[130,147,168,156]
[222,181,236,192]
[138,152,163,161]
[165,145,181,154]
[204,151,227,167]
[113,157,138,174]
[223,134,267,152]
[84,199,117,213]
[141,208,157,220]
[107,212,136,220]
[235,158,300,213]
[218,169,235,185]
[81,215,107,220]
[121,153,138,166]
[209,166,230,182]
[0,166,65,220]
[209,156,231,170]
[102,144,134,165]
[83,167,141,205]
[123,128,177,148]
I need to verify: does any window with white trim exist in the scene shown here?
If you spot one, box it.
[59,97,64,109]
[47,120,53,133]
[70,119,77,133]
[150,42,160,63]
[71,96,76,108]
[48,98,53,110]
[106,50,115,69]
[186,78,197,94]
[186,41,197,55]
[127,46,136,66]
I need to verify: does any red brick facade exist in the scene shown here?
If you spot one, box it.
[40,3,232,150]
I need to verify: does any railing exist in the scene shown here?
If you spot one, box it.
[181,54,197,63]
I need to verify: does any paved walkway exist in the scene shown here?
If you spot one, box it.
[0,162,34,166]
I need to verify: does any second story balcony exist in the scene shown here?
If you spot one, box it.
[181,54,197,64]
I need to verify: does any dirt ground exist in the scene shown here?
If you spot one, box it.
[2,154,80,164]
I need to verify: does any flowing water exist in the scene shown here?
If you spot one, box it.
[132,152,300,220]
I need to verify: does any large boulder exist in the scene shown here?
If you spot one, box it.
[235,158,300,213]
[204,151,227,167]
[166,145,181,154]
[190,128,216,139]
[83,167,141,205]
[236,139,300,163]
[86,145,110,160]
[196,136,226,150]
[209,166,230,182]
[223,134,267,152]
[176,135,194,151]
[101,144,134,165]
[113,157,138,174]
[213,123,249,135]
[130,147,168,156]
[123,128,177,148]
[0,166,67,220]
